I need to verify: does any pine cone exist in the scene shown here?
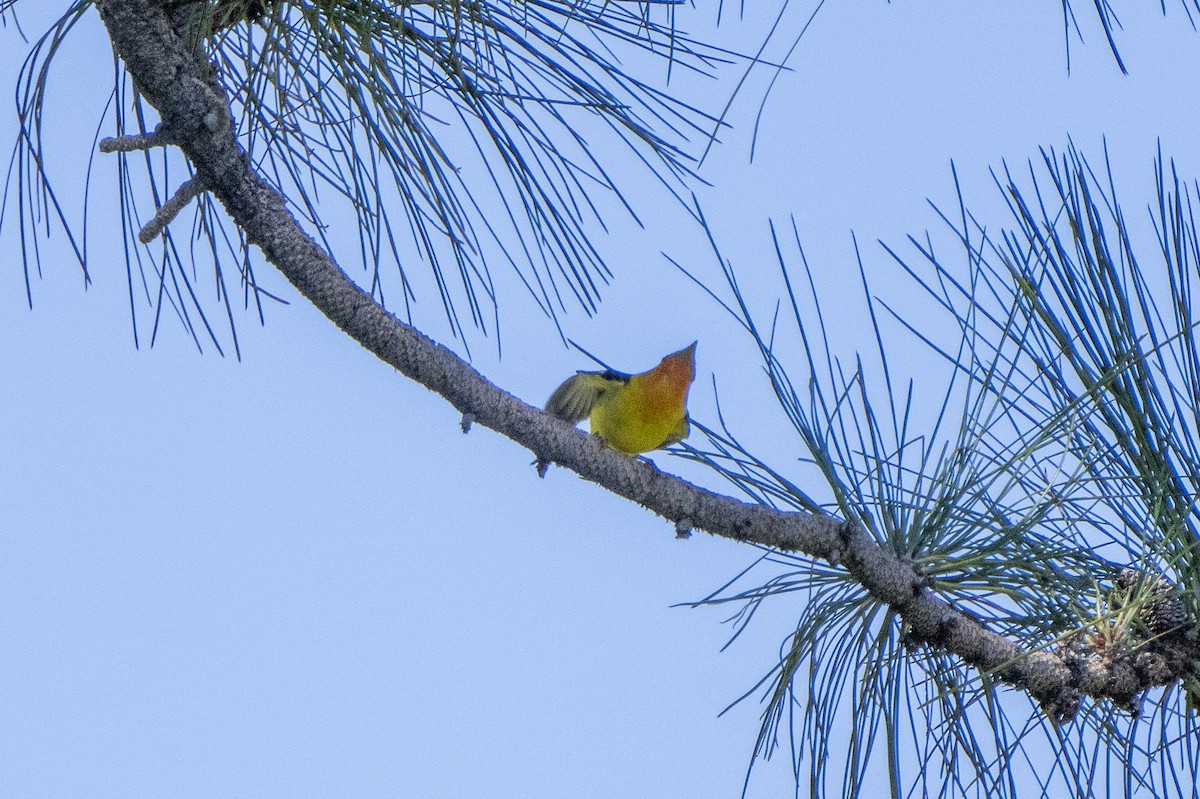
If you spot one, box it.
[161,0,280,33]
[213,0,276,30]
[1116,567,1189,638]
[1145,591,1188,637]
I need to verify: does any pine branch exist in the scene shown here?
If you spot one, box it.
[138,176,207,242]
[98,125,177,152]
[93,0,1197,723]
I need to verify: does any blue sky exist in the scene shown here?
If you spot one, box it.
[3,2,1200,797]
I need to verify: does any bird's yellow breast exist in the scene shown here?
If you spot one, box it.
[589,369,689,455]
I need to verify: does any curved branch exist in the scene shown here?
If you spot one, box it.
[93,0,1193,723]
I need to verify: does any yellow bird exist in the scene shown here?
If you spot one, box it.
[545,342,697,455]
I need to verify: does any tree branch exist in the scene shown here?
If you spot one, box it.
[98,125,177,152]
[93,0,1195,723]
[137,175,206,242]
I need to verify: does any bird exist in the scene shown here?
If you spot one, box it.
[544,342,697,455]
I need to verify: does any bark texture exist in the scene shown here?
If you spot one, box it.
[93,0,1197,723]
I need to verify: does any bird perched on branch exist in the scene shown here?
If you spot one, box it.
[545,342,697,455]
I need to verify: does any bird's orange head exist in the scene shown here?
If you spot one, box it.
[650,341,697,392]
